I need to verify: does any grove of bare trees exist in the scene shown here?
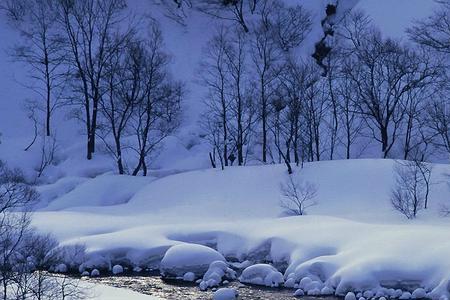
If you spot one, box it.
[3,0,450,176]
[2,0,183,175]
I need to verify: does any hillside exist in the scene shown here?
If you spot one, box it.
[1,0,450,299]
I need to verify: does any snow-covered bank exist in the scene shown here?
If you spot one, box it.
[28,159,450,299]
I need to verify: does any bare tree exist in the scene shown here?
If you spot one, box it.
[2,0,67,137]
[224,29,256,166]
[280,174,317,216]
[129,25,183,176]
[194,0,260,33]
[340,12,438,158]
[336,57,365,159]
[250,15,282,163]
[407,1,450,56]
[57,0,133,160]
[200,27,232,169]
[99,36,143,175]
[0,162,37,299]
[408,1,450,159]
[35,136,58,179]
[391,160,433,219]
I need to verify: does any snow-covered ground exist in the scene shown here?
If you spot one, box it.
[1,0,449,299]
[25,159,450,299]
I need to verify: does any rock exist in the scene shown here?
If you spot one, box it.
[55,263,68,273]
[183,272,196,282]
[160,244,225,278]
[294,289,305,297]
[412,288,426,299]
[345,292,357,300]
[238,264,284,287]
[112,264,124,275]
[321,286,335,295]
[213,288,238,300]
[363,290,374,299]
[400,292,413,299]
[299,277,313,290]
[91,269,100,277]
[308,288,321,296]
[284,278,296,288]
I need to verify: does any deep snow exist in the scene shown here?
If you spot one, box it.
[26,159,450,299]
[1,0,449,299]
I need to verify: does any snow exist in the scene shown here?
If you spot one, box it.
[1,0,450,298]
[213,288,238,300]
[160,243,225,278]
[199,261,236,290]
[22,159,450,299]
[112,265,124,275]
[346,292,357,300]
[182,272,196,282]
[42,174,153,210]
[239,264,284,287]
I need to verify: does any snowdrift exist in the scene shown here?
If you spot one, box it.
[29,159,450,299]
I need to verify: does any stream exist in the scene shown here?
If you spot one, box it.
[86,275,339,299]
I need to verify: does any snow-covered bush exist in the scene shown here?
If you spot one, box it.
[391,160,432,219]
[280,174,317,216]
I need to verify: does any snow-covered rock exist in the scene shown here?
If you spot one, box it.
[321,286,335,295]
[112,265,124,275]
[400,292,413,299]
[199,261,236,290]
[284,278,296,288]
[160,244,225,278]
[345,292,357,300]
[239,264,284,287]
[412,288,426,299]
[213,288,238,300]
[294,289,305,297]
[183,272,196,282]
[91,269,100,277]
[54,263,67,273]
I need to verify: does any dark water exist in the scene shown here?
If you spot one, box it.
[86,275,337,299]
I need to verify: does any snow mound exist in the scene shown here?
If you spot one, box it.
[239,264,284,287]
[213,288,238,300]
[199,260,236,290]
[44,174,153,210]
[112,265,124,275]
[160,244,225,278]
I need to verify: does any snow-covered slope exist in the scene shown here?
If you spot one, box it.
[2,0,450,298]
[29,159,450,298]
